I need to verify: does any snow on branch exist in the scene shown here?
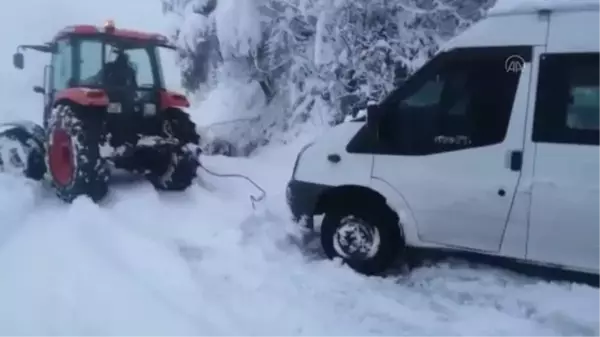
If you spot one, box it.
[163,0,497,156]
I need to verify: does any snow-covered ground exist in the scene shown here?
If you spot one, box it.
[1,145,598,335]
[0,0,598,335]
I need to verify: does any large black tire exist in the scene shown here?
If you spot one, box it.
[145,108,200,191]
[0,124,45,180]
[320,200,403,275]
[45,104,110,203]
[163,108,201,146]
[146,149,199,191]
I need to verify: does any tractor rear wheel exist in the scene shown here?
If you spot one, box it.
[145,108,200,191]
[45,104,110,203]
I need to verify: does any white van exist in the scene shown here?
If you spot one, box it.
[286,0,600,276]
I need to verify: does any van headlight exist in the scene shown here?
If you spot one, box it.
[292,141,314,178]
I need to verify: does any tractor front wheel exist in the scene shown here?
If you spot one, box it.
[45,104,110,203]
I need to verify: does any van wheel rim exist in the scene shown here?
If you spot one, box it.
[49,129,74,186]
[332,216,381,261]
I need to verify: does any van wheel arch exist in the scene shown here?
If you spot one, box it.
[315,185,402,235]
[316,185,387,212]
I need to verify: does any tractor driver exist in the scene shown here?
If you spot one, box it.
[103,49,138,88]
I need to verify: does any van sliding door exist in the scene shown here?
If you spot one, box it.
[526,10,599,273]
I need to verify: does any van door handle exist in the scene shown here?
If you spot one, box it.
[508,150,523,171]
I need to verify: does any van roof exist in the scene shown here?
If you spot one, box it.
[437,0,599,52]
[488,0,599,17]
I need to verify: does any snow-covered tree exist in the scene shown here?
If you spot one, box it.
[161,0,496,156]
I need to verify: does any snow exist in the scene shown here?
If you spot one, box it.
[0,151,598,335]
[213,0,263,58]
[0,0,598,335]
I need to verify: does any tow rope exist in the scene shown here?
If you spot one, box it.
[197,159,266,210]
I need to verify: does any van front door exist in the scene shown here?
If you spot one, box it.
[527,52,599,273]
[371,46,532,252]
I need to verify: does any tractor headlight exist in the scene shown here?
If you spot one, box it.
[107,102,121,114]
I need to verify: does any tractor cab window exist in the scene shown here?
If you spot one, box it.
[51,39,73,91]
[104,45,155,88]
[78,39,104,85]
[76,37,161,89]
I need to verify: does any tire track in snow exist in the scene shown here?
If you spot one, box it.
[0,202,145,334]
[0,185,215,335]
[0,153,598,335]
[70,191,241,334]
[0,176,46,251]
[108,167,600,335]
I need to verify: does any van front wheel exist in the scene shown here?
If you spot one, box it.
[320,203,402,275]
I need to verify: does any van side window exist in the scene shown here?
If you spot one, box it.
[567,86,599,131]
[377,47,527,155]
[532,53,599,145]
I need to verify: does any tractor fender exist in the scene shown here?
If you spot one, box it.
[159,90,190,110]
[55,88,109,107]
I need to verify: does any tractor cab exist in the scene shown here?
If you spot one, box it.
[12,20,189,128]
[4,20,201,204]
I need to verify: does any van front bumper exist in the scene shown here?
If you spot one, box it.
[286,179,329,229]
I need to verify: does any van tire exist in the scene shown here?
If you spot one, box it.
[320,201,403,275]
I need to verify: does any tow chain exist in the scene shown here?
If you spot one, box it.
[193,118,268,210]
[196,157,266,210]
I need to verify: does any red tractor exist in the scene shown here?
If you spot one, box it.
[0,20,201,202]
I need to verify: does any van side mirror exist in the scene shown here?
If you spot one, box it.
[33,86,45,94]
[13,52,24,69]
